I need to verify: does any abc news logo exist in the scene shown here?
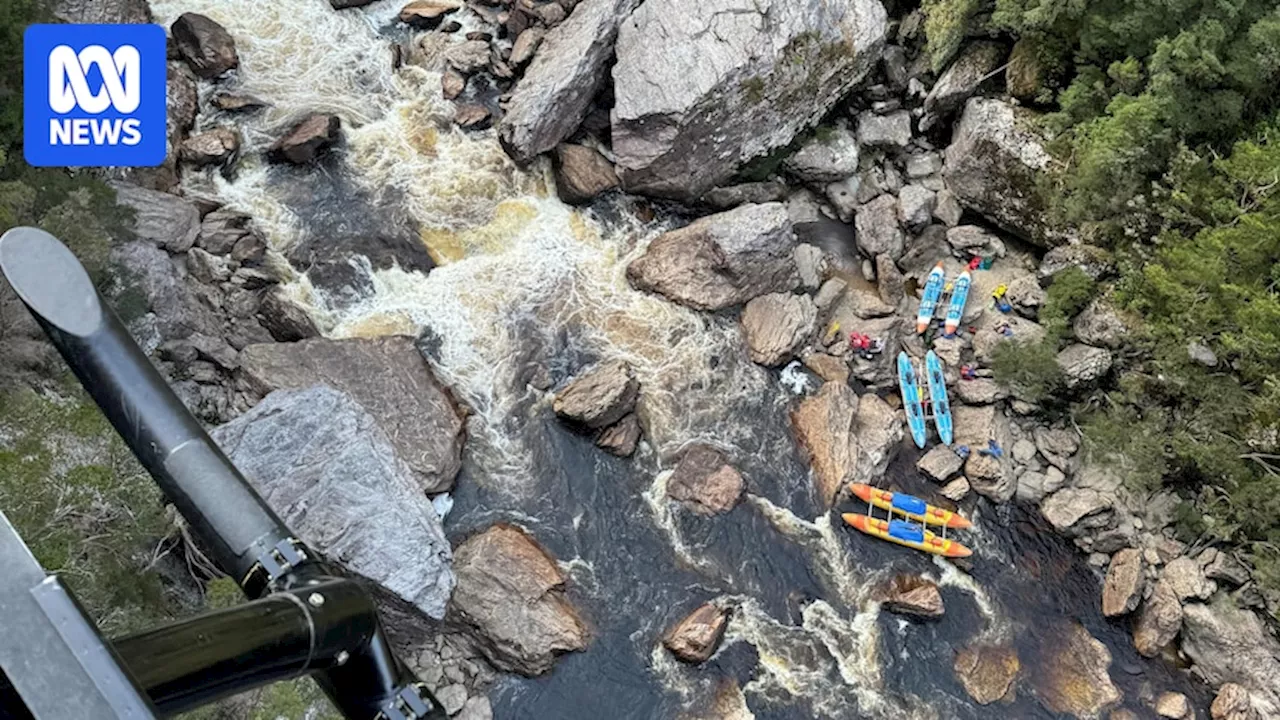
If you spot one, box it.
[48,44,144,146]
[25,24,167,167]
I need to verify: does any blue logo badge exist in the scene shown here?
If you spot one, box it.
[24,24,167,168]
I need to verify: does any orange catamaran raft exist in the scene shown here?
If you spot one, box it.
[842,514,973,558]
[848,483,972,529]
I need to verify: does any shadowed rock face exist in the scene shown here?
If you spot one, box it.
[1032,622,1121,718]
[238,336,466,493]
[448,525,589,676]
[663,602,730,663]
[211,385,455,619]
[611,0,888,200]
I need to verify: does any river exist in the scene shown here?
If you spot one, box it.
[149,1,1208,717]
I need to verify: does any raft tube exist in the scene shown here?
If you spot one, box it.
[916,262,946,333]
[842,514,973,558]
[848,483,971,529]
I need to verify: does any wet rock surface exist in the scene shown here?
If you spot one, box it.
[171,13,239,79]
[553,359,640,430]
[1033,623,1121,718]
[740,292,817,366]
[666,445,744,516]
[879,574,944,618]
[449,525,589,676]
[663,602,730,664]
[211,386,455,618]
[954,644,1020,705]
[237,336,466,493]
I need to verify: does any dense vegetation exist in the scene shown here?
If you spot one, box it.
[926,0,1280,600]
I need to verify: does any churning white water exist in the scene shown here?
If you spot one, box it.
[150,1,1026,717]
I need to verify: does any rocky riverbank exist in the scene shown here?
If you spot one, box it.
[12,0,1277,717]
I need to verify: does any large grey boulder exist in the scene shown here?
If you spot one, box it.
[783,124,860,184]
[1101,548,1144,617]
[110,182,200,253]
[611,0,888,199]
[449,524,589,676]
[238,336,465,493]
[500,0,639,162]
[171,13,239,79]
[943,98,1070,247]
[211,386,455,619]
[740,293,817,366]
[854,195,904,259]
[1072,299,1127,348]
[1056,344,1113,388]
[1182,599,1280,716]
[791,386,903,507]
[919,42,1006,131]
[627,203,798,310]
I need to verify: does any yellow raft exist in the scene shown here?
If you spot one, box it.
[842,514,973,558]
[848,483,972,529]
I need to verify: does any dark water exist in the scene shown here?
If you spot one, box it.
[444,386,1210,720]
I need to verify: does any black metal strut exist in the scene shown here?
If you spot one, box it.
[0,227,445,720]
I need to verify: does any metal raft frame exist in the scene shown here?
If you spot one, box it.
[0,227,446,720]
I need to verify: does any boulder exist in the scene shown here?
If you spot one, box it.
[444,40,491,75]
[110,182,200,253]
[553,144,620,204]
[943,98,1068,247]
[783,124,860,184]
[702,181,790,210]
[268,114,341,165]
[1162,557,1214,601]
[237,336,466,493]
[181,127,240,167]
[933,189,963,227]
[627,203,798,310]
[597,414,642,457]
[611,0,888,199]
[1033,426,1079,470]
[663,602,730,664]
[945,225,995,252]
[952,404,1013,500]
[171,13,239,79]
[920,42,1006,131]
[972,316,1047,364]
[1211,684,1260,720]
[794,244,827,290]
[1034,622,1121,718]
[1073,299,1127,349]
[106,242,221,343]
[956,378,1007,405]
[905,152,943,179]
[1204,551,1251,588]
[856,110,912,149]
[954,644,1020,705]
[454,104,493,130]
[855,195,905,260]
[1004,274,1046,317]
[553,359,640,430]
[1041,487,1112,534]
[880,574,944,619]
[941,476,971,501]
[814,277,849,313]
[851,393,903,485]
[791,382,859,507]
[509,27,545,68]
[1181,598,1280,715]
[500,0,638,162]
[1039,244,1115,280]
[256,289,320,342]
[398,0,462,27]
[52,0,149,23]
[801,351,851,384]
[741,293,817,366]
[876,254,905,306]
[1015,467,1065,503]
[1101,548,1144,617]
[917,444,963,482]
[1188,341,1218,368]
[1057,344,1113,388]
[197,209,257,255]
[667,445,744,516]
[210,386,455,618]
[449,525,589,676]
[897,185,936,231]
[1133,580,1183,658]
[1154,692,1191,720]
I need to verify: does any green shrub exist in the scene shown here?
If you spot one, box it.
[991,337,1063,405]
[922,0,984,71]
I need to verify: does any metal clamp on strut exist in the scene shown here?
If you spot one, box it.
[242,538,311,596]
[378,684,438,720]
